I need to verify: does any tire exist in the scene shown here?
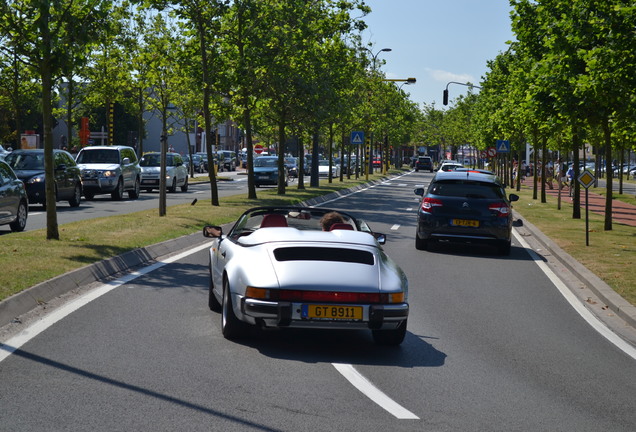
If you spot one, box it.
[128,177,140,199]
[168,178,177,193]
[111,178,124,200]
[69,184,81,207]
[415,234,428,251]
[498,240,511,256]
[222,278,248,339]
[181,177,189,192]
[9,200,28,232]
[208,257,221,312]
[372,320,407,346]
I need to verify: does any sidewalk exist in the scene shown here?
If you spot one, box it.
[519,177,636,227]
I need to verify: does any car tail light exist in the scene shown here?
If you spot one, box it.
[420,197,443,213]
[246,288,404,304]
[489,202,511,217]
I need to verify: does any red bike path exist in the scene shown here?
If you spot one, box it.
[519,178,636,227]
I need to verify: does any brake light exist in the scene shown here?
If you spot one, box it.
[421,197,443,213]
[489,202,510,217]
[245,288,404,304]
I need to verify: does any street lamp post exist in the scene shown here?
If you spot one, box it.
[364,47,392,70]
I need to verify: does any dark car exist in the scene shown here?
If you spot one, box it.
[184,154,205,173]
[415,156,433,172]
[0,160,28,232]
[414,170,519,255]
[284,157,298,178]
[217,150,237,172]
[253,156,288,187]
[4,149,82,208]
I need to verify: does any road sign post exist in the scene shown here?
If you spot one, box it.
[578,171,596,246]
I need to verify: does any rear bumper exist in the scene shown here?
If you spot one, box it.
[242,298,409,330]
[417,214,511,242]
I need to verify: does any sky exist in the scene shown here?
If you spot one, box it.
[360,0,515,107]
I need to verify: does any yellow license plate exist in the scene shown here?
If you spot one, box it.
[452,219,479,227]
[302,305,363,320]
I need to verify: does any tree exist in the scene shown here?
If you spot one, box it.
[0,0,113,240]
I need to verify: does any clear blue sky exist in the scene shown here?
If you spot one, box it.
[360,0,515,107]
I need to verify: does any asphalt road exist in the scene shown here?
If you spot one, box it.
[18,173,251,232]
[1,172,635,431]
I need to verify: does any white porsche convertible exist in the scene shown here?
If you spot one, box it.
[203,206,409,345]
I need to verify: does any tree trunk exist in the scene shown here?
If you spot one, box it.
[277,115,286,195]
[572,124,581,219]
[602,119,613,231]
[40,6,59,240]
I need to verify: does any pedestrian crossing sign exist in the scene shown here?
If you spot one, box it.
[351,131,364,145]
[496,139,510,153]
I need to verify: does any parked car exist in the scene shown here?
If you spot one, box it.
[139,152,188,193]
[4,149,82,208]
[415,156,434,172]
[0,160,28,232]
[184,154,205,173]
[75,145,141,200]
[414,170,519,255]
[217,150,237,172]
[193,152,211,172]
[202,206,408,345]
[318,159,340,177]
[253,156,288,187]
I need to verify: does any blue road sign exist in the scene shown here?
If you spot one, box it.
[351,131,364,145]
[496,139,510,153]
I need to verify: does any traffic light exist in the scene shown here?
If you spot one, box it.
[443,89,449,105]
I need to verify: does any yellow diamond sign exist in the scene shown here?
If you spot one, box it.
[578,170,595,189]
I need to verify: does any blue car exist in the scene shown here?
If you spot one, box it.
[253,156,288,187]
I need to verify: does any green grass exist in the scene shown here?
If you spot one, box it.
[1,170,634,309]
[512,184,636,305]
[0,173,388,302]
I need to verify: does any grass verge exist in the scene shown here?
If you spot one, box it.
[512,184,635,306]
[1,171,634,309]
[0,173,387,302]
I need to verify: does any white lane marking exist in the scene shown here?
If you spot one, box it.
[513,230,636,360]
[0,241,215,363]
[314,177,419,419]
[391,224,400,230]
[332,363,419,419]
[406,208,413,211]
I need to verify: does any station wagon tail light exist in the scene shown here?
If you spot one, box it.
[421,197,443,213]
[489,202,510,217]
[245,288,404,304]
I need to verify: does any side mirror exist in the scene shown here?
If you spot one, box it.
[123,157,131,165]
[414,187,425,196]
[203,225,223,238]
[55,164,67,171]
[509,193,519,202]
[373,232,386,245]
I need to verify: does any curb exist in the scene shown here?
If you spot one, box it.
[0,231,211,328]
[2,175,633,334]
[513,210,636,329]
[0,179,386,328]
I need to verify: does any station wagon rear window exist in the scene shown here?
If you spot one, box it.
[274,247,374,265]
[429,181,505,199]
